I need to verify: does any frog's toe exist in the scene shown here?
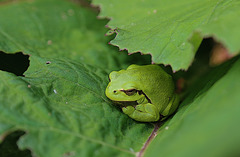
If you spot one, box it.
[122,106,135,115]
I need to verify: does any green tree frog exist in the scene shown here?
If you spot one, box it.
[105,64,179,122]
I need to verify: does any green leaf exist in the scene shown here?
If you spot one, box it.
[92,0,240,70]
[144,57,240,157]
[0,55,153,157]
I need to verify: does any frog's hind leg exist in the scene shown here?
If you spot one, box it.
[161,94,180,117]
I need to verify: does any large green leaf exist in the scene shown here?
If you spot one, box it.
[145,57,240,157]
[92,0,240,70]
[0,55,153,157]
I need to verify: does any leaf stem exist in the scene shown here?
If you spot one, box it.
[136,121,163,157]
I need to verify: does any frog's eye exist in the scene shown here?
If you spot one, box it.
[123,89,137,96]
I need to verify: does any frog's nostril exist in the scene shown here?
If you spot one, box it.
[113,90,117,94]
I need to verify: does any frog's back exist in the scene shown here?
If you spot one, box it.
[129,65,175,112]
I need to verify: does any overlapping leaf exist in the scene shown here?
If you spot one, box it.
[92,0,240,70]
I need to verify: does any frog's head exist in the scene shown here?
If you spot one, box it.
[105,71,145,103]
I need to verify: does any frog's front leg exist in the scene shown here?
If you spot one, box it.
[122,103,160,122]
